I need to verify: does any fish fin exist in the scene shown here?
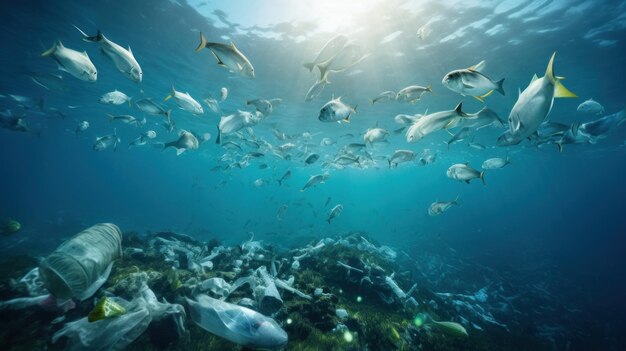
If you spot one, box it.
[165,110,172,120]
[453,194,460,205]
[468,60,486,72]
[72,25,102,42]
[495,78,505,96]
[454,102,467,117]
[107,114,114,122]
[556,140,564,153]
[473,95,485,103]
[236,62,244,72]
[530,74,539,85]
[518,88,522,97]
[545,52,557,83]
[176,148,185,156]
[480,171,486,185]
[343,116,351,123]
[303,62,316,72]
[554,80,577,98]
[215,125,221,144]
[464,180,470,184]
[41,41,60,57]
[195,32,208,52]
[426,83,433,92]
[164,86,175,101]
[352,105,358,114]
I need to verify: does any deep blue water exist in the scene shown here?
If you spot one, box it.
[1,0,626,349]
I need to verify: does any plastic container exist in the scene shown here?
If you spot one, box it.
[39,223,122,300]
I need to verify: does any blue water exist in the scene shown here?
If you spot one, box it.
[1,0,626,349]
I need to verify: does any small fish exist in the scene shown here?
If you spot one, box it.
[303,35,348,72]
[324,197,331,207]
[319,97,357,123]
[164,87,204,115]
[1,219,21,236]
[107,114,144,126]
[88,297,126,323]
[305,80,327,102]
[468,141,486,150]
[482,156,511,170]
[136,98,171,119]
[446,163,485,184]
[364,128,389,145]
[301,173,329,192]
[164,130,199,156]
[577,98,604,115]
[220,87,228,102]
[428,196,459,216]
[388,150,416,168]
[128,130,156,149]
[327,204,344,223]
[320,137,335,146]
[278,170,292,186]
[442,61,505,102]
[396,85,432,103]
[99,90,131,106]
[305,154,320,165]
[370,91,396,104]
[41,40,97,82]
[75,121,89,134]
[204,97,221,114]
[73,26,142,82]
[253,178,266,187]
[245,99,273,116]
[195,33,255,78]
[276,205,288,221]
[406,103,470,143]
[93,129,120,151]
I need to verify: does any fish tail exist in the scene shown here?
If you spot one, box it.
[426,83,432,92]
[556,140,564,153]
[546,52,577,98]
[165,110,172,120]
[303,62,316,72]
[495,78,505,96]
[215,125,221,144]
[480,171,486,185]
[453,195,460,205]
[195,32,208,52]
[41,41,60,57]
[318,63,331,84]
[72,24,102,42]
[454,102,467,117]
[164,86,175,101]
[369,99,374,105]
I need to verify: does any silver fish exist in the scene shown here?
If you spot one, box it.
[164,130,199,156]
[446,163,485,184]
[41,40,97,82]
[319,97,357,123]
[442,61,504,102]
[195,33,254,79]
[303,35,348,72]
[93,129,120,151]
[428,196,459,216]
[327,204,344,223]
[136,98,171,119]
[300,173,329,192]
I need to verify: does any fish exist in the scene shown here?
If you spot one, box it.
[577,98,604,115]
[579,110,625,137]
[195,33,255,78]
[394,114,422,125]
[482,156,511,170]
[216,110,261,144]
[301,173,329,192]
[0,117,35,134]
[75,121,89,134]
[396,85,432,103]
[458,107,504,130]
[73,26,142,82]
[276,205,288,221]
[27,72,67,92]
[87,297,126,322]
[99,90,132,106]
[320,137,335,146]
[468,141,487,150]
[442,61,505,102]
[318,97,357,123]
[497,52,576,146]
[324,197,331,207]
[128,130,157,149]
[204,97,221,114]
[428,196,459,216]
[388,150,416,168]
[277,170,291,186]
[364,128,389,145]
[135,98,171,119]
[446,127,471,149]
[253,178,267,187]
[327,204,344,223]
[405,102,470,143]
[370,91,396,104]
[220,87,228,102]
[417,23,432,40]
[1,219,21,236]
[93,129,120,151]
[555,123,595,152]
[163,87,203,115]
[303,35,348,72]
[305,80,327,102]
[245,99,273,116]
[446,163,485,184]
[107,114,145,126]
[305,154,320,164]
[317,44,369,83]
[332,154,361,166]
[41,40,97,82]
[164,130,199,156]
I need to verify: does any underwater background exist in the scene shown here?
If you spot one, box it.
[1,0,625,350]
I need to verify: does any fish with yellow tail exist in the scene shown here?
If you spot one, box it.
[498,52,577,146]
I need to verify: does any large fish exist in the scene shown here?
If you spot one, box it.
[317,44,368,83]
[442,61,504,102]
[41,41,97,82]
[364,128,388,145]
[216,110,261,144]
[405,103,470,143]
[164,87,204,115]
[579,110,625,137]
[196,33,255,79]
[73,26,142,82]
[303,35,348,72]
[497,52,576,146]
